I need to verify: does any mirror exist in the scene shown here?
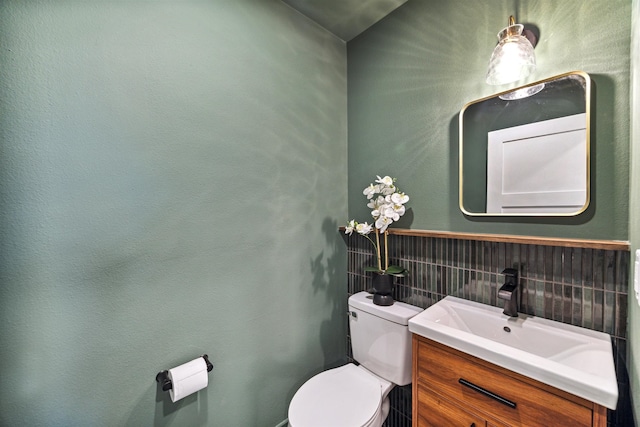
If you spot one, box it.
[459,71,591,216]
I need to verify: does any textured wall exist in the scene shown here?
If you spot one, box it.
[0,1,347,426]
[347,0,631,240]
[628,0,640,422]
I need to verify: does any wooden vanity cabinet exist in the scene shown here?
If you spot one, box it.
[412,335,608,427]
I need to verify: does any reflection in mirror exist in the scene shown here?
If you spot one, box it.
[459,71,591,216]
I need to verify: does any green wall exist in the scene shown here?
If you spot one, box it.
[0,1,347,426]
[629,0,640,422]
[2,0,637,425]
[348,0,631,241]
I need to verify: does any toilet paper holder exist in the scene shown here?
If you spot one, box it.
[156,354,214,392]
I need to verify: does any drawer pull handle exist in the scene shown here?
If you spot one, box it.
[458,378,517,409]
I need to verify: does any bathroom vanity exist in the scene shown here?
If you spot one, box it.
[412,335,608,426]
[408,296,618,427]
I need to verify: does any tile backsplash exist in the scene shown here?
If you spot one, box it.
[344,233,631,427]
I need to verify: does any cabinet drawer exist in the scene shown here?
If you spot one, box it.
[415,336,593,426]
[416,383,486,427]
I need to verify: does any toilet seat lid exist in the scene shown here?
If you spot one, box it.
[288,364,381,427]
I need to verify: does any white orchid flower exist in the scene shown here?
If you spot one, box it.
[363,184,380,199]
[393,204,406,217]
[375,216,392,232]
[381,185,395,196]
[356,222,373,235]
[375,176,396,195]
[375,175,394,186]
[345,220,356,235]
[391,192,409,205]
[383,206,400,222]
[368,195,385,211]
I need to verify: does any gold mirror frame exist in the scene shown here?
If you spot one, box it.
[459,71,591,216]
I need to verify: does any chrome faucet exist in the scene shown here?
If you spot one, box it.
[498,268,519,317]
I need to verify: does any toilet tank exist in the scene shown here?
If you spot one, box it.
[348,291,423,386]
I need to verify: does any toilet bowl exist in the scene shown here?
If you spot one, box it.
[287,292,423,427]
[288,364,393,427]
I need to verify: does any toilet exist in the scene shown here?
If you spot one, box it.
[288,291,423,427]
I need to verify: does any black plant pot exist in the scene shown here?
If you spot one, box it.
[372,273,394,306]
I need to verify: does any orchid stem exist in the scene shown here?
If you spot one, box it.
[375,229,382,272]
[384,231,389,270]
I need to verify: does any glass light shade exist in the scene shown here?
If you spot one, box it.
[486,23,536,85]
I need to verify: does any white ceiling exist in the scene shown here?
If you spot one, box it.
[282,0,408,41]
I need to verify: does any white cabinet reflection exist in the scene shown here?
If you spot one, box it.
[486,113,587,214]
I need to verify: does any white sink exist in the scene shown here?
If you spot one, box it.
[408,296,618,410]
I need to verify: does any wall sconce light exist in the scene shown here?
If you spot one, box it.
[486,16,538,85]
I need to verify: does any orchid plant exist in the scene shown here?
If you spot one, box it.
[345,175,410,277]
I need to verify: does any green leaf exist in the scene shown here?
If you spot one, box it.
[364,266,383,273]
[389,272,408,277]
[386,265,409,276]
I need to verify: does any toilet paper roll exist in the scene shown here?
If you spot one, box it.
[168,357,209,402]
